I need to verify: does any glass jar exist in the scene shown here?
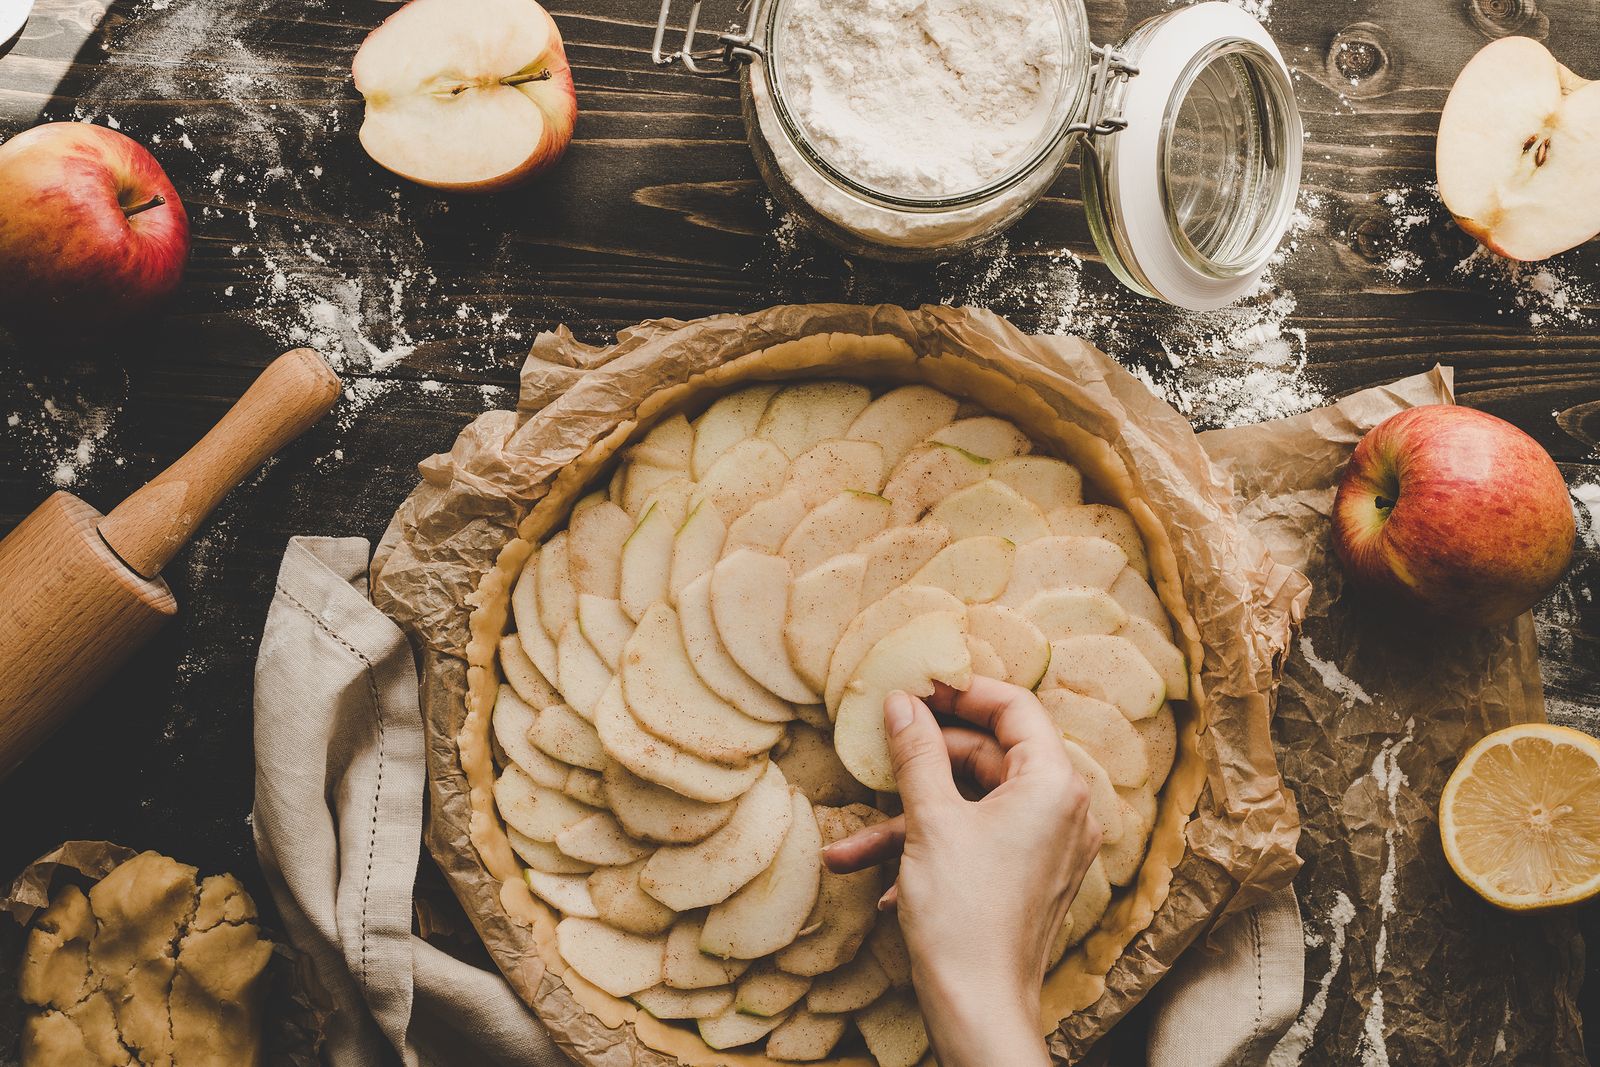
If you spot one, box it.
[652,0,1302,312]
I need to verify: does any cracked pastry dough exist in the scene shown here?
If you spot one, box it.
[18,851,273,1067]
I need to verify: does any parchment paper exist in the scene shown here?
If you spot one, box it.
[371,304,1308,1063]
[0,840,329,1066]
[1202,372,1586,1066]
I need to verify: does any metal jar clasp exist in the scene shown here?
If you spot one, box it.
[651,0,765,73]
[1068,44,1140,137]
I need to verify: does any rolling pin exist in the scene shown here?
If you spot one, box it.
[0,348,340,778]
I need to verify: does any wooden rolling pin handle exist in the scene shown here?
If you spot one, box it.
[98,349,341,579]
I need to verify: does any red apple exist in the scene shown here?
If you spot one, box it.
[0,122,190,334]
[353,0,578,192]
[1332,405,1575,627]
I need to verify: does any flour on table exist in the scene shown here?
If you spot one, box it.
[1268,890,1355,1066]
[1357,719,1414,1067]
[1299,636,1374,709]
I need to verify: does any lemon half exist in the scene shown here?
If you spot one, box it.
[1440,723,1600,910]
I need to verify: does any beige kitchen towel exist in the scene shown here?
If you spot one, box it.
[252,535,571,1067]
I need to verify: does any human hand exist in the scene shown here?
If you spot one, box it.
[823,677,1102,1067]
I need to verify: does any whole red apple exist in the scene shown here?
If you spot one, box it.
[1332,405,1575,627]
[0,122,190,334]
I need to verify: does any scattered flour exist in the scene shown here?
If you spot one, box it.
[1357,718,1415,1067]
[1268,890,1356,1066]
[1299,635,1374,708]
[1573,481,1600,551]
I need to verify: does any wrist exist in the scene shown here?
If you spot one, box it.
[915,965,1046,1067]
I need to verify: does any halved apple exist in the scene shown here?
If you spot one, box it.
[495,767,597,843]
[641,763,794,910]
[909,535,1015,604]
[806,950,888,1013]
[776,806,881,976]
[691,438,790,521]
[774,723,874,807]
[990,455,1083,511]
[1048,503,1148,577]
[846,385,960,471]
[1109,566,1170,629]
[555,917,666,998]
[883,443,990,524]
[927,416,1031,460]
[500,633,559,709]
[669,501,728,603]
[556,810,651,866]
[601,759,738,844]
[353,0,578,192]
[786,438,886,505]
[524,867,599,918]
[537,531,578,644]
[1039,688,1150,788]
[1022,588,1128,639]
[786,553,868,693]
[735,964,812,1017]
[997,535,1127,607]
[634,984,733,1020]
[925,478,1049,545]
[711,550,820,704]
[532,701,607,771]
[726,489,811,555]
[594,680,766,803]
[781,491,892,577]
[678,572,795,724]
[966,603,1051,689]
[702,790,822,959]
[1117,615,1189,699]
[1437,36,1600,261]
[508,826,594,874]
[757,382,872,458]
[493,684,569,788]
[767,1009,849,1061]
[1043,635,1165,721]
[589,858,678,935]
[854,991,929,1067]
[620,603,784,764]
[835,611,973,792]
[692,385,781,478]
[664,916,751,989]
[857,522,951,604]
[554,621,610,721]
[825,585,966,715]
[576,594,633,670]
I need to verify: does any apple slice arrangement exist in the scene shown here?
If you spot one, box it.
[489,380,1187,1064]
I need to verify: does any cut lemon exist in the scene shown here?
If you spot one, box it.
[1440,723,1600,910]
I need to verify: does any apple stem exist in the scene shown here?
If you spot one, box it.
[450,70,551,95]
[122,194,166,219]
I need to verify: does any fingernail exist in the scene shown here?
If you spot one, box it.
[877,889,894,911]
[885,691,913,735]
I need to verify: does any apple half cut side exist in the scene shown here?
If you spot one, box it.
[353,0,578,192]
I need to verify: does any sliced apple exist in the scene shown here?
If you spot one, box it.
[786,552,868,692]
[641,763,794,910]
[857,522,951,604]
[775,723,874,807]
[532,701,607,771]
[1102,785,1156,886]
[1044,634,1165,721]
[1039,688,1149,788]
[806,950,888,1013]
[1059,738,1123,846]
[711,550,820,704]
[524,868,598,918]
[735,964,812,1017]
[619,490,691,622]
[691,437,790,522]
[594,680,766,803]
[353,0,578,193]
[493,684,569,789]
[990,455,1083,511]
[757,382,872,458]
[622,465,686,518]
[1022,588,1128,639]
[1135,704,1178,784]
[825,585,966,715]
[1109,566,1169,629]
[537,531,578,644]
[495,767,597,843]
[512,559,561,683]
[767,1009,849,1062]
[997,535,1128,607]
[883,443,990,524]
[555,917,666,998]
[692,385,781,478]
[621,603,784,764]
[964,634,1005,679]
[854,991,929,1067]
[927,416,1031,460]
[1437,35,1600,261]
[1117,616,1188,699]
[1048,503,1148,577]
[554,622,609,721]
[699,1003,791,1050]
[589,858,678,935]
[557,811,651,866]
[664,916,751,989]
[835,613,973,793]
[785,438,886,506]
[846,385,960,471]
[866,918,911,988]
[909,535,1015,604]
[777,806,881,976]
[781,492,892,577]
[601,759,739,844]
[678,571,795,724]
[1048,856,1111,967]
[702,791,822,959]
[669,500,728,603]
[563,767,607,807]
[500,633,559,710]
[568,495,633,598]
[634,984,734,1020]
[576,594,634,670]
[966,602,1051,688]
[927,479,1050,544]
[508,826,594,874]
[632,413,694,471]
[726,489,811,554]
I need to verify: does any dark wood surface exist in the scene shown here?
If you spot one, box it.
[0,0,1596,1061]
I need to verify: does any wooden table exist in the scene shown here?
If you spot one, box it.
[1,0,1596,1060]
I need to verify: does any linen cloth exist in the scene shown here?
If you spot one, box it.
[252,534,1303,1066]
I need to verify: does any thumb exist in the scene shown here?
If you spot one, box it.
[885,691,959,810]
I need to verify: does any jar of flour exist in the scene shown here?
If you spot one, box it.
[652,0,1301,311]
